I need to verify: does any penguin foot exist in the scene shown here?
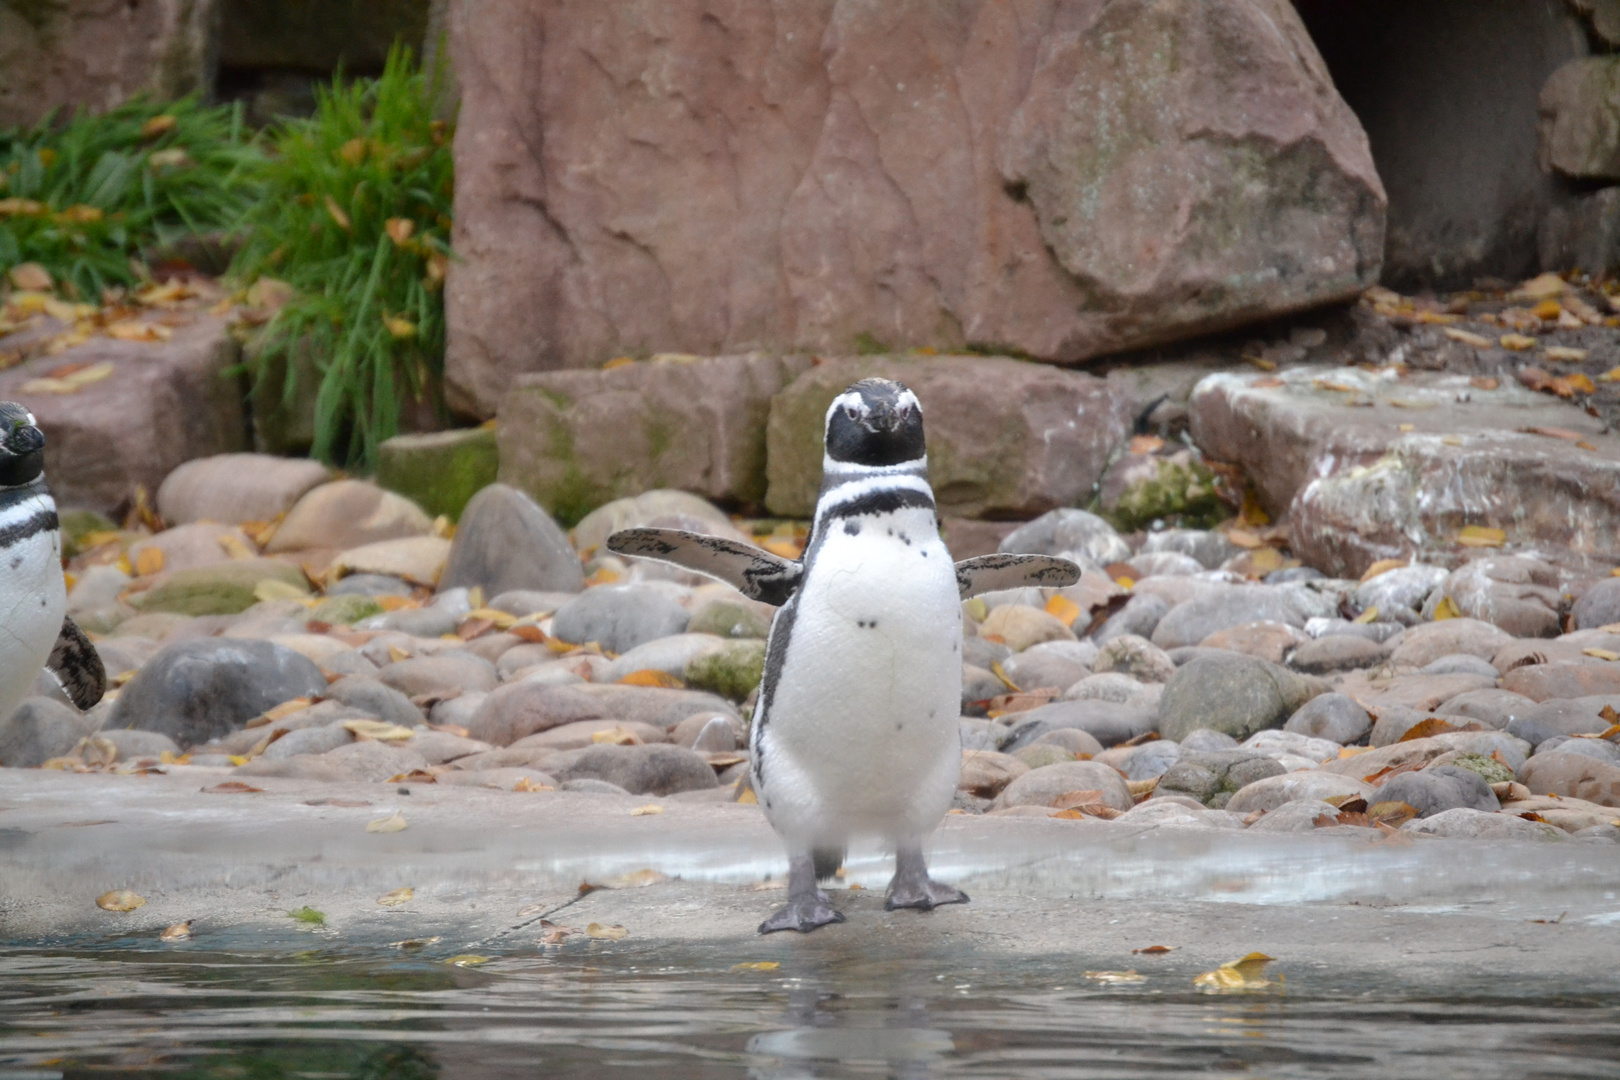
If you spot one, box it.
[885,877,970,912]
[758,894,847,934]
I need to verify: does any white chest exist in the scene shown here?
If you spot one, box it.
[0,492,65,720]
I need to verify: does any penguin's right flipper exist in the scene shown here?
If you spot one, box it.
[47,615,105,711]
[607,528,803,606]
[954,553,1081,599]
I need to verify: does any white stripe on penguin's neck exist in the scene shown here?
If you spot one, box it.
[812,472,935,531]
[820,454,927,480]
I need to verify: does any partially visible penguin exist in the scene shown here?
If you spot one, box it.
[609,378,1079,933]
[0,402,105,727]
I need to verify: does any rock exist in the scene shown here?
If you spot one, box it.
[1199,621,1310,665]
[1339,671,1496,714]
[92,637,159,681]
[1062,673,1158,708]
[963,636,1013,672]
[599,634,725,684]
[1000,640,1096,693]
[465,682,736,747]
[560,778,634,796]
[1158,653,1323,743]
[1190,368,1620,574]
[1246,799,1345,833]
[1000,701,1156,751]
[261,725,353,760]
[374,427,500,522]
[329,537,452,587]
[542,744,718,796]
[1538,186,1620,276]
[265,480,433,554]
[1091,635,1175,684]
[686,598,774,642]
[1573,578,1620,630]
[1155,750,1286,809]
[1113,799,1220,829]
[510,719,668,752]
[126,560,310,617]
[1179,729,1240,753]
[1322,732,1533,781]
[437,767,560,791]
[999,509,1131,566]
[1242,729,1341,765]
[377,655,499,697]
[1150,587,1312,650]
[1141,529,1239,570]
[1224,771,1375,815]
[770,359,1131,519]
[1093,594,1173,647]
[323,677,425,727]
[488,590,579,619]
[127,523,255,576]
[1388,619,1514,669]
[1368,706,1435,748]
[570,490,744,559]
[96,729,181,761]
[328,574,415,599]
[1420,654,1500,679]
[106,638,327,748]
[979,605,1076,653]
[1508,697,1620,746]
[1127,551,1206,579]
[1518,753,1620,805]
[157,453,328,527]
[501,354,809,521]
[1289,634,1388,674]
[1355,564,1449,623]
[1029,729,1106,757]
[1438,557,1561,639]
[0,0,217,127]
[231,754,351,783]
[1012,745,1076,771]
[991,761,1133,813]
[1442,752,1517,787]
[551,586,691,654]
[1538,57,1620,179]
[439,483,585,596]
[1501,662,1620,703]
[959,750,1030,798]
[683,640,766,701]
[302,740,430,783]
[308,595,385,627]
[1403,808,1567,842]
[446,0,1377,414]
[67,564,133,618]
[0,698,95,768]
[1435,689,1537,731]
[1108,740,1181,782]
[674,712,745,751]
[1284,693,1373,744]
[1377,765,1500,818]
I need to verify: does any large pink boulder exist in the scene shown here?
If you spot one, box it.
[445,0,1385,415]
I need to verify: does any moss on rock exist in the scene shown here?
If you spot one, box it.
[1446,752,1516,787]
[684,639,766,701]
[309,594,384,626]
[129,559,310,617]
[1106,457,1225,532]
[374,426,499,522]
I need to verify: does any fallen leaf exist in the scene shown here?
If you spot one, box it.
[1367,800,1419,827]
[602,869,671,889]
[1511,272,1569,302]
[540,925,577,945]
[217,534,257,560]
[1083,970,1146,983]
[736,784,759,805]
[366,812,407,833]
[587,923,629,940]
[1544,345,1589,362]
[1470,376,1500,390]
[140,114,178,139]
[104,319,172,342]
[8,262,52,291]
[1598,367,1620,383]
[344,719,415,742]
[1226,529,1263,550]
[97,889,145,912]
[160,920,192,942]
[1583,648,1620,662]
[1194,952,1278,990]
[1354,606,1380,624]
[1444,328,1493,348]
[1398,717,1465,741]
[1133,945,1174,954]
[445,954,491,967]
[385,217,416,245]
[324,194,352,231]
[253,579,307,603]
[733,961,781,972]
[390,936,441,950]
[21,361,115,394]
[377,887,414,907]
[202,781,263,794]
[1044,594,1083,627]
[1397,423,1415,432]
[1568,373,1597,394]
[630,804,665,816]
[1359,559,1406,583]
[1532,299,1564,320]
[1500,334,1537,351]
[617,669,684,689]
[134,547,165,575]
[1433,595,1462,620]
[1456,525,1506,548]
[1128,434,1164,454]
[384,315,417,339]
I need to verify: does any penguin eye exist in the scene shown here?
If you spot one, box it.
[845,406,859,421]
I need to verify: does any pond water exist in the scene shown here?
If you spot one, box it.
[3,939,1618,1080]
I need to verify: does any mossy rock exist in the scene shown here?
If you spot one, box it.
[684,639,767,701]
[686,600,773,640]
[1446,752,1516,787]
[129,559,311,616]
[308,594,385,626]
[374,427,500,522]
[58,509,120,558]
[1106,457,1225,532]
[1014,745,1076,770]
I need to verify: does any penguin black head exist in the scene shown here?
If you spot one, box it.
[0,402,44,488]
[823,378,925,468]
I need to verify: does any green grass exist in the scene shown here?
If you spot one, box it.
[0,96,262,299]
[287,906,326,925]
[231,44,454,469]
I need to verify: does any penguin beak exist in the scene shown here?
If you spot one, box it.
[866,403,903,432]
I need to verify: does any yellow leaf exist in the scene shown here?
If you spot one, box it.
[736,785,759,805]
[1360,559,1406,583]
[1083,970,1146,983]
[1044,594,1083,627]
[587,923,629,940]
[160,920,192,942]
[140,114,178,139]
[603,355,638,369]
[602,869,671,889]
[217,534,257,560]
[21,360,115,394]
[253,579,308,603]
[134,548,164,576]
[1598,367,1620,383]
[339,138,369,166]
[1511,272,1568,301]
[1456,525,1506,548]
[366,812,408,833]
[989,660,1020,692]
[1568,373,1597,394]
[1397,423,1415,432]
[1194,952,1277,990]
[1500,334,1536,351]
[8,262,52,291]
[104,320,172,342]
[377,887,414,907]
[388,644,412,663]
[1433,596,1462,621]
[732,961,781,971]
[385,217,416,245]
[466,607,517,629]
[96,889,145,912]
[1544,345,1589,362]
[425,253,449,287]
[444,954,491,967]
[1443,328,1493,348]
[324,194,352,231]
[1532,299,1564,321]
[345,719,415,742]
[1113,576,1136,590]
[630,804,665,816]
[617,669,684,689]
[1583,648,1620,662]
[384,315,417,339]
[1354,606,1379,624]
[57,204,103,224]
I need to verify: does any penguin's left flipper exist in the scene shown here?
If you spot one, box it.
[954,554,1081,599]
[47,615,105,711]
[606,528,803,606]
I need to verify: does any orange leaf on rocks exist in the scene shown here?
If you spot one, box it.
[1599,367,1620,383]
[105,320,172,342]
[1367,800,1419,827]
[1044,595,1083,627]
[1456,525,1506,548]
[1360,559,1406,583]
[1470,376,1500,390]
[1568,373,1597,394]
[1511,272,1569,302]
[618,669,684,689]
[134,548,165,575]
[1134,945,1174,954]
[1433,596,1462,620]
[511,624,548,644]
[97,889,145,912]
[1398,717,1464,741]
[1501,334,1537,351]
[344,719,414,742]
[21,360,114,394]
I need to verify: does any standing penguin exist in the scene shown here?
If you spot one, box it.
[0,402,105,725]
[609,378,1078,933]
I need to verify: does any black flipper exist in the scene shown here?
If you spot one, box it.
[953,554,1082,599]
[606,527,803,606]
[47,615,105,711]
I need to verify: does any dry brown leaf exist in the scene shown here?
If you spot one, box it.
[1367,800,1419,827]
[1512,272,1569,302]
[1543,345,1589,362]
[1134,945,1174,954]
[97,889,145,912]
[366,812,407,833]
[160,920,192,942]
[377,887,414,907]
[1456,525,1506,548]
[629,804,664,816]
[1501,334,1537,351]
[201,781,263,794]
[344,719,415,742]
[587,923,629,940]
[1398,717,1466,741]
[617,669,684,689]
[385,217,416,245]
[1443,328,1493,348]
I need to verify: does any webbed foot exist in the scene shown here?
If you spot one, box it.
[886,840,969,911]
[759,892,847,934]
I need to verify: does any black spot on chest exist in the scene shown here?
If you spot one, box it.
[844,520,861,536]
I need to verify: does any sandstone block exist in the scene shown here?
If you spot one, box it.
[374,427,500,522]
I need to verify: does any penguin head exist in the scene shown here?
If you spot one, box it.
[824,378,925,468]
[0,402,44,487]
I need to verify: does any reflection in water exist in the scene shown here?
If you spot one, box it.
[2,944,1619,1079]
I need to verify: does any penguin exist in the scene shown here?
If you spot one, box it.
[608,378,1078,933]
[0,402,105,725]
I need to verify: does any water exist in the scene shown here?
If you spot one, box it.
[3,940,1618,1080]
